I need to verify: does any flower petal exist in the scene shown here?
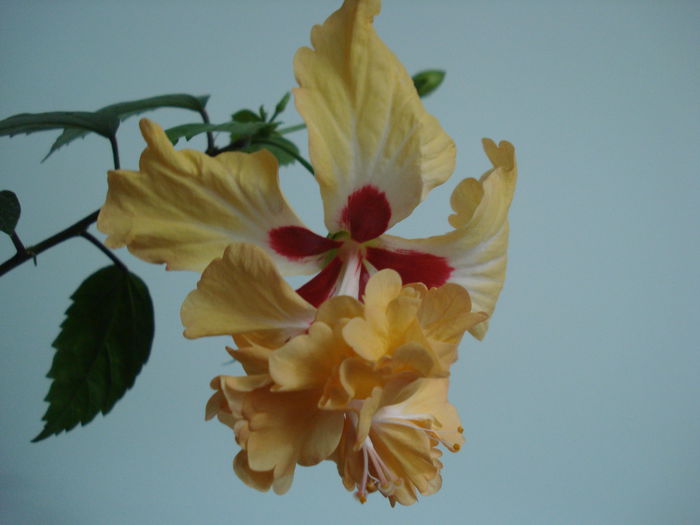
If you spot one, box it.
[375,139,517,339]
[98,119,319,274]
[269,322,346,392]
[293,0,455,235]
[417,284,488,367]
[244,388,345,471]
[181,243,315,339]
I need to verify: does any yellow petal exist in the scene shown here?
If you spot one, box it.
[269,322,347,391]
[388,342,440,378]
[225,345,272,375]
[181,243,315,339]
[417,283,488,366]
[376,140,517,339]
[363,268,402,329]
[244,388,344,473]
[377,377,464,452]
[233,451,277,493]
[354,386,383,448]
[98,119,317,274]
[342,316,385,362]
[293,0,455,234]
[338,357,383,403]
[315,295,364,327]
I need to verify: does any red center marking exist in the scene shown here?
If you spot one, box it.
[268,226,341,260]
[365,246,453,288]
[295,256,343,307]
[340,185,391,243]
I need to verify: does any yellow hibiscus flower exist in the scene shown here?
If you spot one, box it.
[191,243,484,504]
[97,0,517,339]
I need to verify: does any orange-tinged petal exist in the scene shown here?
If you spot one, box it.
[388,342,440,378]
[376,139,517,339]
[293,0,455,235]
[338,357,382,404]
[342,316,384,362]
[233,451,277,493]
[269,322,347,391]
[375,378,464,452]
[245,388,344,471]
[98,119,318,274]
[335,377,462,506]
[181,243,315,339]
[417,283,488,367]
[354,386,383,448]
[225,345,272,375]
[363,268,402,330]
[315,294,364,327]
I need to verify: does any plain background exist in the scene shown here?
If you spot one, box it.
[1,1,699,523]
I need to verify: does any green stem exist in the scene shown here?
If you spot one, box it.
[9,231,26,254]
[81,231,127,273]
[278,123,306,135]
[253,139,315,176]
[109,134,120,170]
[199,108,215,154]
[0,134,121,277]
[0,210,99,276]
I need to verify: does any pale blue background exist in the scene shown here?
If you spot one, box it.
[1,1,699,523]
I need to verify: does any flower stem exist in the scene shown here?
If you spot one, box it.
[81,231,128,273]
[0,133,122,277]
[253,138,315,176]
[109,134,121,170]
[278,123,306,135]
[0,209,100,277]
[199,107,215,154]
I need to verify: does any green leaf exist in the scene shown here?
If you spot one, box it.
[165,121,269,145]
[44,93,210,161]
[412,69,446,98]
[0,111,119,139]
[258,105,268,122]
[33,265,154,442]
[0,190,21,235]
[232,109,263,123]
[247,135,301,166]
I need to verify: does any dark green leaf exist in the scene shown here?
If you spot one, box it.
[258,105,268,122]
[0,111,119,139]
[0,190,21,235]
[272,92,291,119]
[247,135,301,166]
[33,265,154,442]
[412,70,446,98]
[44,93,210,161]
[165,121,269,145]
[232,109,263,123]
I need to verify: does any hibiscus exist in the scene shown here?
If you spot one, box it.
[97,0,517,338]
[193,242,485,504]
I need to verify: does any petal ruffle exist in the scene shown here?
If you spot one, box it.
[98,119,320,274]
[293,0,455,236]
[181,243,315,340]
[374,139,517,339]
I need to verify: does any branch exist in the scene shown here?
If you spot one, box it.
[0,209,99,277]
